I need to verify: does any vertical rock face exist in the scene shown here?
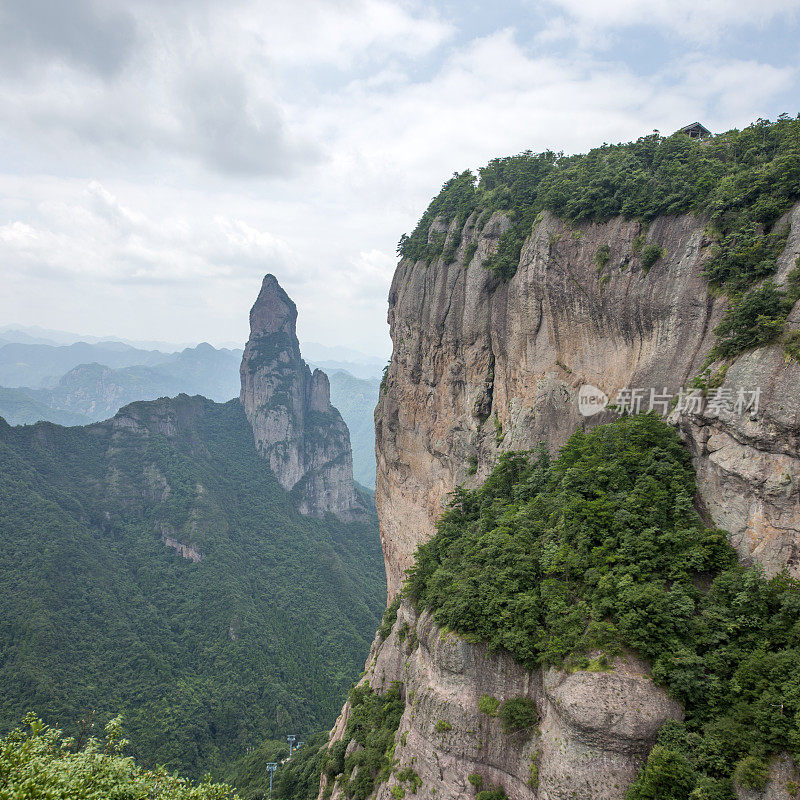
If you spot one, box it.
[239,274,363,519]
[321,202,800,799]
[376,203,800,597]
[323,600,682,800]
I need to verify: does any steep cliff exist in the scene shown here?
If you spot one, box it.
[377,201,800,597]
[322,121,800,800]
[240,274,364,518]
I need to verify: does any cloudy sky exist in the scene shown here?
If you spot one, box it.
[1,0,798,356]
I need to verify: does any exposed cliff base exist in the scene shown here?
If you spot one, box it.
[322,602,682,800]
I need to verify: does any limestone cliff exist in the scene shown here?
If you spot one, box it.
[377,202,800,597]
[240,274,363,519]
[321,198,800,799]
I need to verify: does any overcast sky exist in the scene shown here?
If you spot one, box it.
[1,0,798,356]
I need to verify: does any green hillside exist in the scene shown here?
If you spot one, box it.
[408,415,800,797]
[0,386,86,427]
[0,395,385,779]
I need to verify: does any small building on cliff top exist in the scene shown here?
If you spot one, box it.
[678,121,712,139]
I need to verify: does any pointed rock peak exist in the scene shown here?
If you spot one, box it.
[249,274,297,337]
[239,274,364,520]
[309,369,331,413]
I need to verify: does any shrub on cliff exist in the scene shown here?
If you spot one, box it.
[320,682,404,800]
[406,414,800,795]
[497,698,537,733]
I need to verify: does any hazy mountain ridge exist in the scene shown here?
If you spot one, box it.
[0,342,379,488]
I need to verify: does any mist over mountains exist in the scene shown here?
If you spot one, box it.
[0,331,380,488]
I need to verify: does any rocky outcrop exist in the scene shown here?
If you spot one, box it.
[376,203,800,596]
[240,274,363,519]
[322,601,682,800]
[323,200,800,799]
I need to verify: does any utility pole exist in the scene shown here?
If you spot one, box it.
[287,734,296,757]
[266,762,277,800]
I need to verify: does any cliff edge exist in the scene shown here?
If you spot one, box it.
[322,122,800,800]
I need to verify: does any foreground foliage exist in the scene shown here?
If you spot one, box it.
[406,414,800,796]
[398,115,800,357]
[0,713,240,799]
[0,397,384,779]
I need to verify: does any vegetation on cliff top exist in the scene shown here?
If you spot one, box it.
[0,397,384,781]
[406,414,800,798]
[398,115,800,358]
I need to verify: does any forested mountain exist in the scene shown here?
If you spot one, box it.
[0,386,87,427]
[0,348,380,489]
[319,115,800,800]
[0,394,384,778]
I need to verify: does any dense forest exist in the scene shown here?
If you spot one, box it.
[407,415,800,798]
[0,395,385,782]
[398,115,800,359]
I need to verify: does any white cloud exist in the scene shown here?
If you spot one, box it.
[233,0,452,68]
[539,0,800,42]
[0,0,451,178]
[0,1,797,357]
[0,180,296,344]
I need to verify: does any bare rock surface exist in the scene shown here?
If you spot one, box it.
[325,203,800,799]
[735,755,800,800]
[239,274,364,519]
[323,602,681,800]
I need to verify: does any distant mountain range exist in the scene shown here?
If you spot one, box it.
[0,324,195,352]
[301,341,387,381]
[0,337,379,487]
[0,326,389,376]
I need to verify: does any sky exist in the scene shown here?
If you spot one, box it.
[1,0,798,357]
